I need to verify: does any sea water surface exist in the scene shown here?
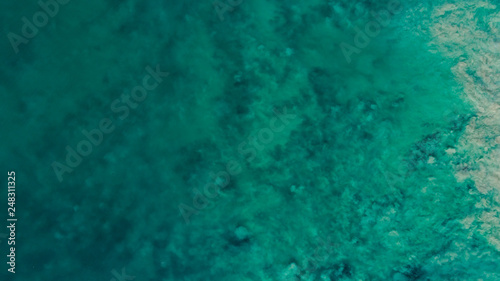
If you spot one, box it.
[0,0,499,280]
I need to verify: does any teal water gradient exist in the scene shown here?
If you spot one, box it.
[0,0,499,280]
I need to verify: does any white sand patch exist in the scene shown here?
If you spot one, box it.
[428,1,500,251]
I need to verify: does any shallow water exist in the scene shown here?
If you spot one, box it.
[1,0,499,280]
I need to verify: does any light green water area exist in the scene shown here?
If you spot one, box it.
[1,0,499,280]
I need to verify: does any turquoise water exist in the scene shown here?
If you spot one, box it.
[1,0,499,280]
